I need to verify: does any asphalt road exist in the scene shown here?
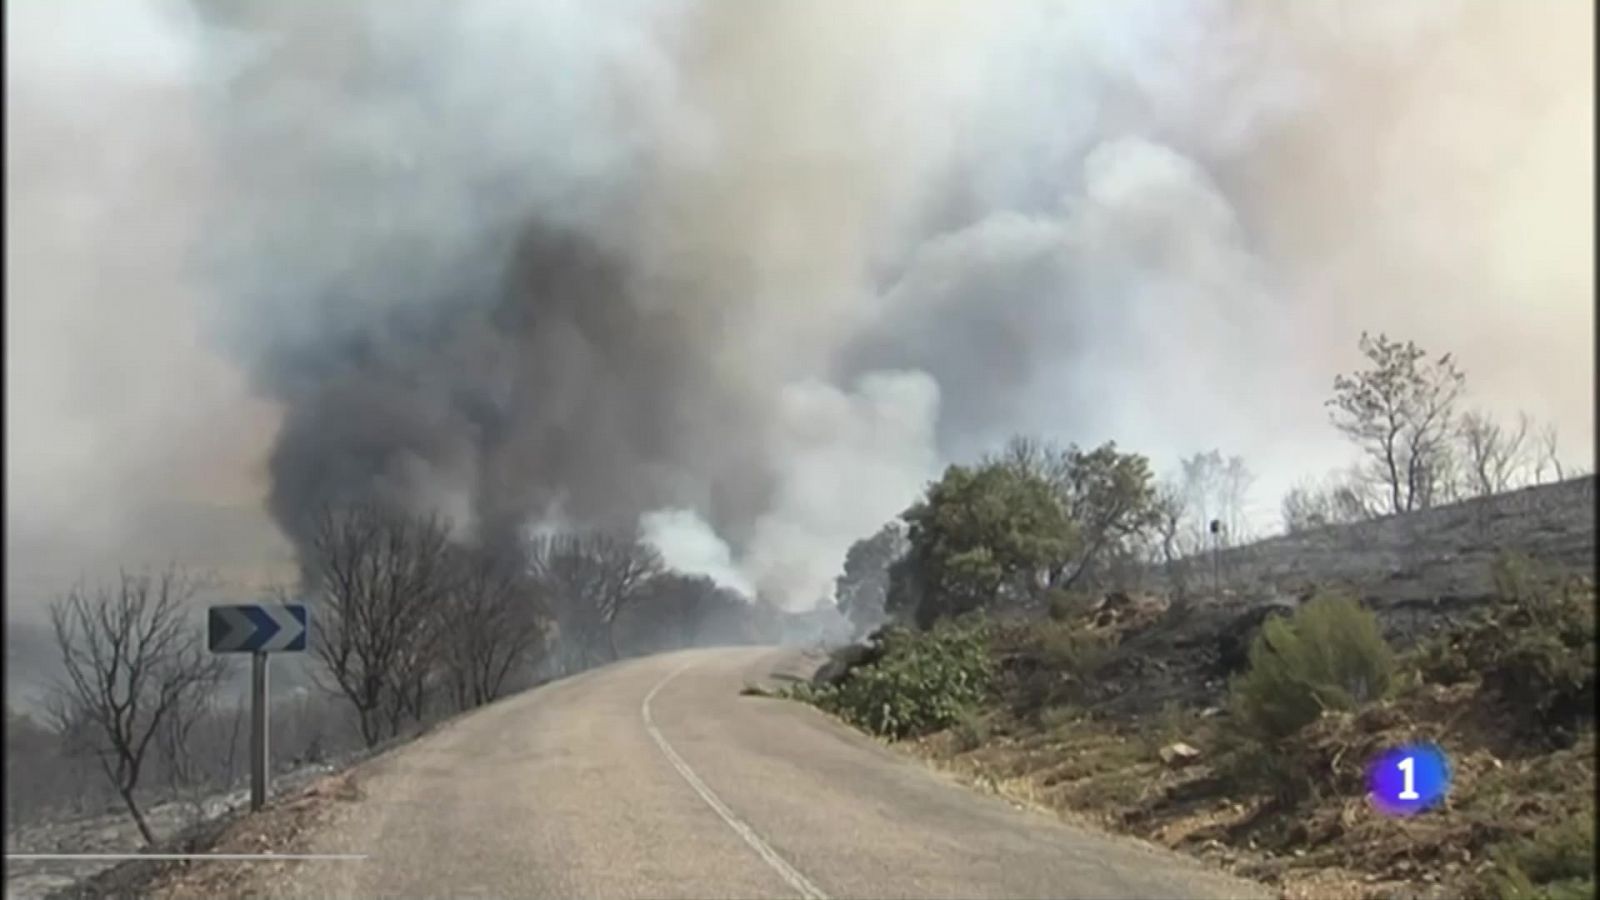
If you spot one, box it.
[258,646,1267,899]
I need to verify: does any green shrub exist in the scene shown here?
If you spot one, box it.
[1417,554,1597,742]
[1216,733,1319,806]
[804,618,994,739]
[951,708,992,752]
[1228,592,1395,741]
[1473,555,1596,739]
[1482,814,1595,900]
[1028,620,1112,676]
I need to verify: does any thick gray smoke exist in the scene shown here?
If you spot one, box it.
[7,0,1592,614]
[191,1,980,603]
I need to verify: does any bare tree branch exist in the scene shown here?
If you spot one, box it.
[1327,332,1466,514]
[47,567,224,846]
[303,502,454,747]
[439,543,550,711]
[529,531,663,671]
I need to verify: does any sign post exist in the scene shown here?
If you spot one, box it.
[209,604,308,812]
[251,651,269,811]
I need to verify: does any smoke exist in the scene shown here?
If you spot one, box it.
[639,509,750,597]
[7,0,1592,617]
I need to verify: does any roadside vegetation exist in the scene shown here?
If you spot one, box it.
[795,334,1596,899]
[800,553,1594,899]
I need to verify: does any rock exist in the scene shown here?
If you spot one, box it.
[812,642,878,686]
[1159,742,1203,767]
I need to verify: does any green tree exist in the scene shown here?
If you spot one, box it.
[990,436,1161,591]
[834,523,910,637]
[1054,441,1160,589]
[1327,332,1466,514]
[887,463,1077,627]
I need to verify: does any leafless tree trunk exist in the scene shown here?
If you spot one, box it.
[1151,480,1189,599]
[223,691,247,787]
[1327,332,1465,514]
[1174,451,1254,550]
[1458,409,1531,497]
[303,502,455,748]
[46,568,225,846]
[155,688,216,822]
[529,531,662,670]
[1535,422,1565,483]
[439,544,550,711]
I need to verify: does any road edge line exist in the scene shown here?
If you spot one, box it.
[641,663,830,900]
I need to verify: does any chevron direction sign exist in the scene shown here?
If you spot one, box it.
[208,604,308,653]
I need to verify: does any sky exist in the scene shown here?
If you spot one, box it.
[5,0,1594,620]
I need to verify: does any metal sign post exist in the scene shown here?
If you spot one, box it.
[209,604,308,813]
[251,652,269,811]
[1209,519,1223,601]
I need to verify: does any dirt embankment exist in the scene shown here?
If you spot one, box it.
[817,479,1596,900]
[908,615,1593,900]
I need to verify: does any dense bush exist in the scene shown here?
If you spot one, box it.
[1228,592,1395,741]
[1425,553,1596,742]
[799,618,994,739]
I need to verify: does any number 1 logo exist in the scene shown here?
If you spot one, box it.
[1396,756,1419,800]
[1369,744,1450,816]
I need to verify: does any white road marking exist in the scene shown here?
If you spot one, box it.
[6,853,366,861]
[642,663,830,900]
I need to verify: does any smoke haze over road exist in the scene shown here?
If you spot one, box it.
[6,0,1593,617]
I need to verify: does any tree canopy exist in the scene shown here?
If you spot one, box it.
[887,461,1077,628]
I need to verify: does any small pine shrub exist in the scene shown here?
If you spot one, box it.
[1228,592,1395,741]
[804,618,994,740]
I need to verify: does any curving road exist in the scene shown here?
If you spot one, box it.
[254,647,1266,899]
